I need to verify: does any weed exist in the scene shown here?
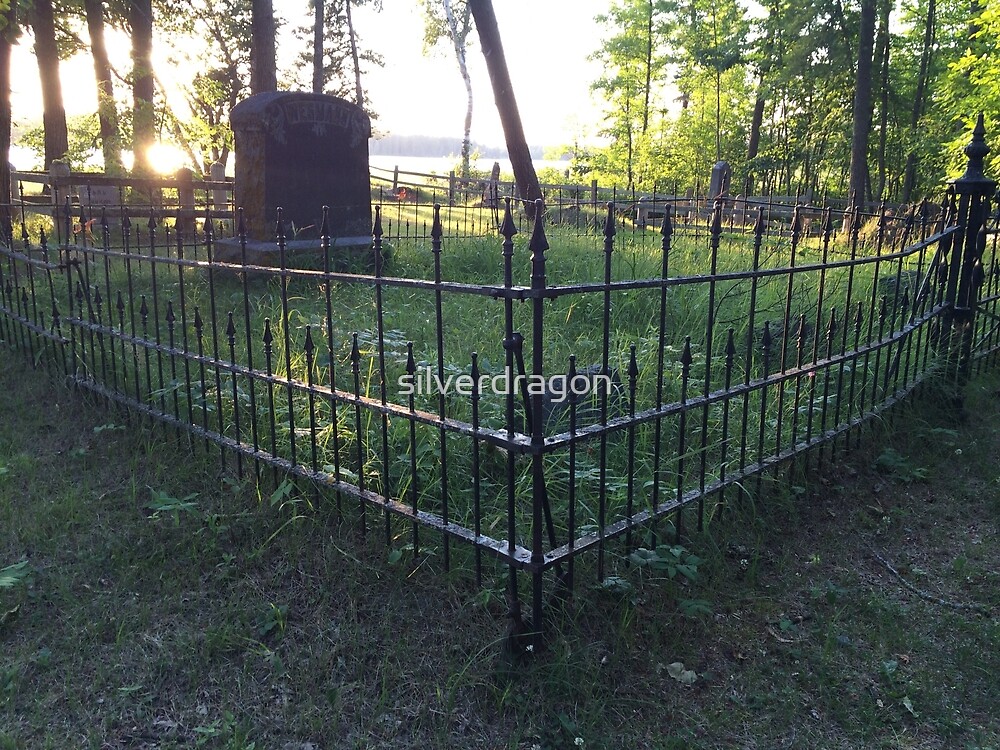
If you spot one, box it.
[0,561,30,589]
[146,488,200,525]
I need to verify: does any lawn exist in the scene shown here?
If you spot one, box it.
[1,350,998,749]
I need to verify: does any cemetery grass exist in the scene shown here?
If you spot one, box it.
[13,217,913,555]
[1,354,999,749]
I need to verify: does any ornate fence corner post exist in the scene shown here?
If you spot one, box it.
[528,197,549,652]
[947,114,996,411]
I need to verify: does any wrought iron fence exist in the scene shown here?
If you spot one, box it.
[1,119,997,652]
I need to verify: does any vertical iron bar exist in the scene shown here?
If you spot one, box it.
[321,207,343,519]
[277,211,297,469]
[471,352,483,585]
[499,198,524,644]
[237,210,261,478]
[351,333,367,536]
[226,312,243,476]
[430,205,450,567]
[675,337,692,542]
[406,343,420,559]
[597,202,614,579]
[205,222,226,469]
[528,198,548,647]
[650,209,672,545]
[698,202,722,530]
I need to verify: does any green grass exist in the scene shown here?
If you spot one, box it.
[1,351,998,748]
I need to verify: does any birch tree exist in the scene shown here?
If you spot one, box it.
[422,0,474,177]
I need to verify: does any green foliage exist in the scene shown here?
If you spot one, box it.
[874,447,929,482]
[18,114,102,168]
[583,0,999,198]
[0,560,30,589]
[628,544,702,581]
[293,0,385,114]
[146,488,200,525]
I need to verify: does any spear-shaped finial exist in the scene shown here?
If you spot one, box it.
[959,113,991,182]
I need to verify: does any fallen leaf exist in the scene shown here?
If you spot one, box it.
[666,661,697,685]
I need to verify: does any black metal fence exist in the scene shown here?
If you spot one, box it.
[1,120,997,652]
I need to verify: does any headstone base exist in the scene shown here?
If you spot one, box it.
[213,236,375,274]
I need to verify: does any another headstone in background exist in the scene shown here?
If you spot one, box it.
[483,161,501,208]
[77,183,119,208]
[709,160,732,200]
[209,161,229,215]
[230,91,372,241]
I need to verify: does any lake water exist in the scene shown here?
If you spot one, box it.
[9,144,569,180]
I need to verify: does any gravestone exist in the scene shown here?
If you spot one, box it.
[209,161,229,212]
[229,91,372,243]
[78,183,119,208]
[709,160,732,199]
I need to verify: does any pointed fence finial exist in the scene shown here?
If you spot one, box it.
[373,204,384,240]
[470,351,480,391]
[275,207,285,243]
[320,205,330,238]
[603,201,616,242]
[406,342,416,377]
[529,199,548,289]
[304,326,315,358]
[959,113,991,182]
[430,203,442,242]
[660,204,673,239]
[350,332,361,367]
[499,197,517,240]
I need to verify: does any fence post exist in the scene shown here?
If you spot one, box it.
[946,114,996,407]
[209,161,228,220]
[528,198,548,651]
[175,166,196,239]
[49,161,72,243]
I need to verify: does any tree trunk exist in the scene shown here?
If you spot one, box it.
[0,8,14,242]
[312,0,324,93]
[442,0,473,178]
[250,0,277,94]
[901,0,935,203]
[642,0,652,134]
[85,0,123,174]
[344,0,364,107]
[131,0,155,175]
[468,0,541,214]
[848,0,877,208]
[746,85,766,193]
[874,0,891,199]
[31,0,69,169]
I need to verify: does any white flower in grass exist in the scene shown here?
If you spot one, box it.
[575,738,585,747]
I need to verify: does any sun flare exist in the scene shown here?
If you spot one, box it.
[145,143,188,175]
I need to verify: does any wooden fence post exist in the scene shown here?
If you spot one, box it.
[49,161,72,243]
[209,162,228,217]
[176,166,196,239]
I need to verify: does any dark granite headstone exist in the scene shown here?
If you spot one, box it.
[709,160,732,199]
[230,92,372,241]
